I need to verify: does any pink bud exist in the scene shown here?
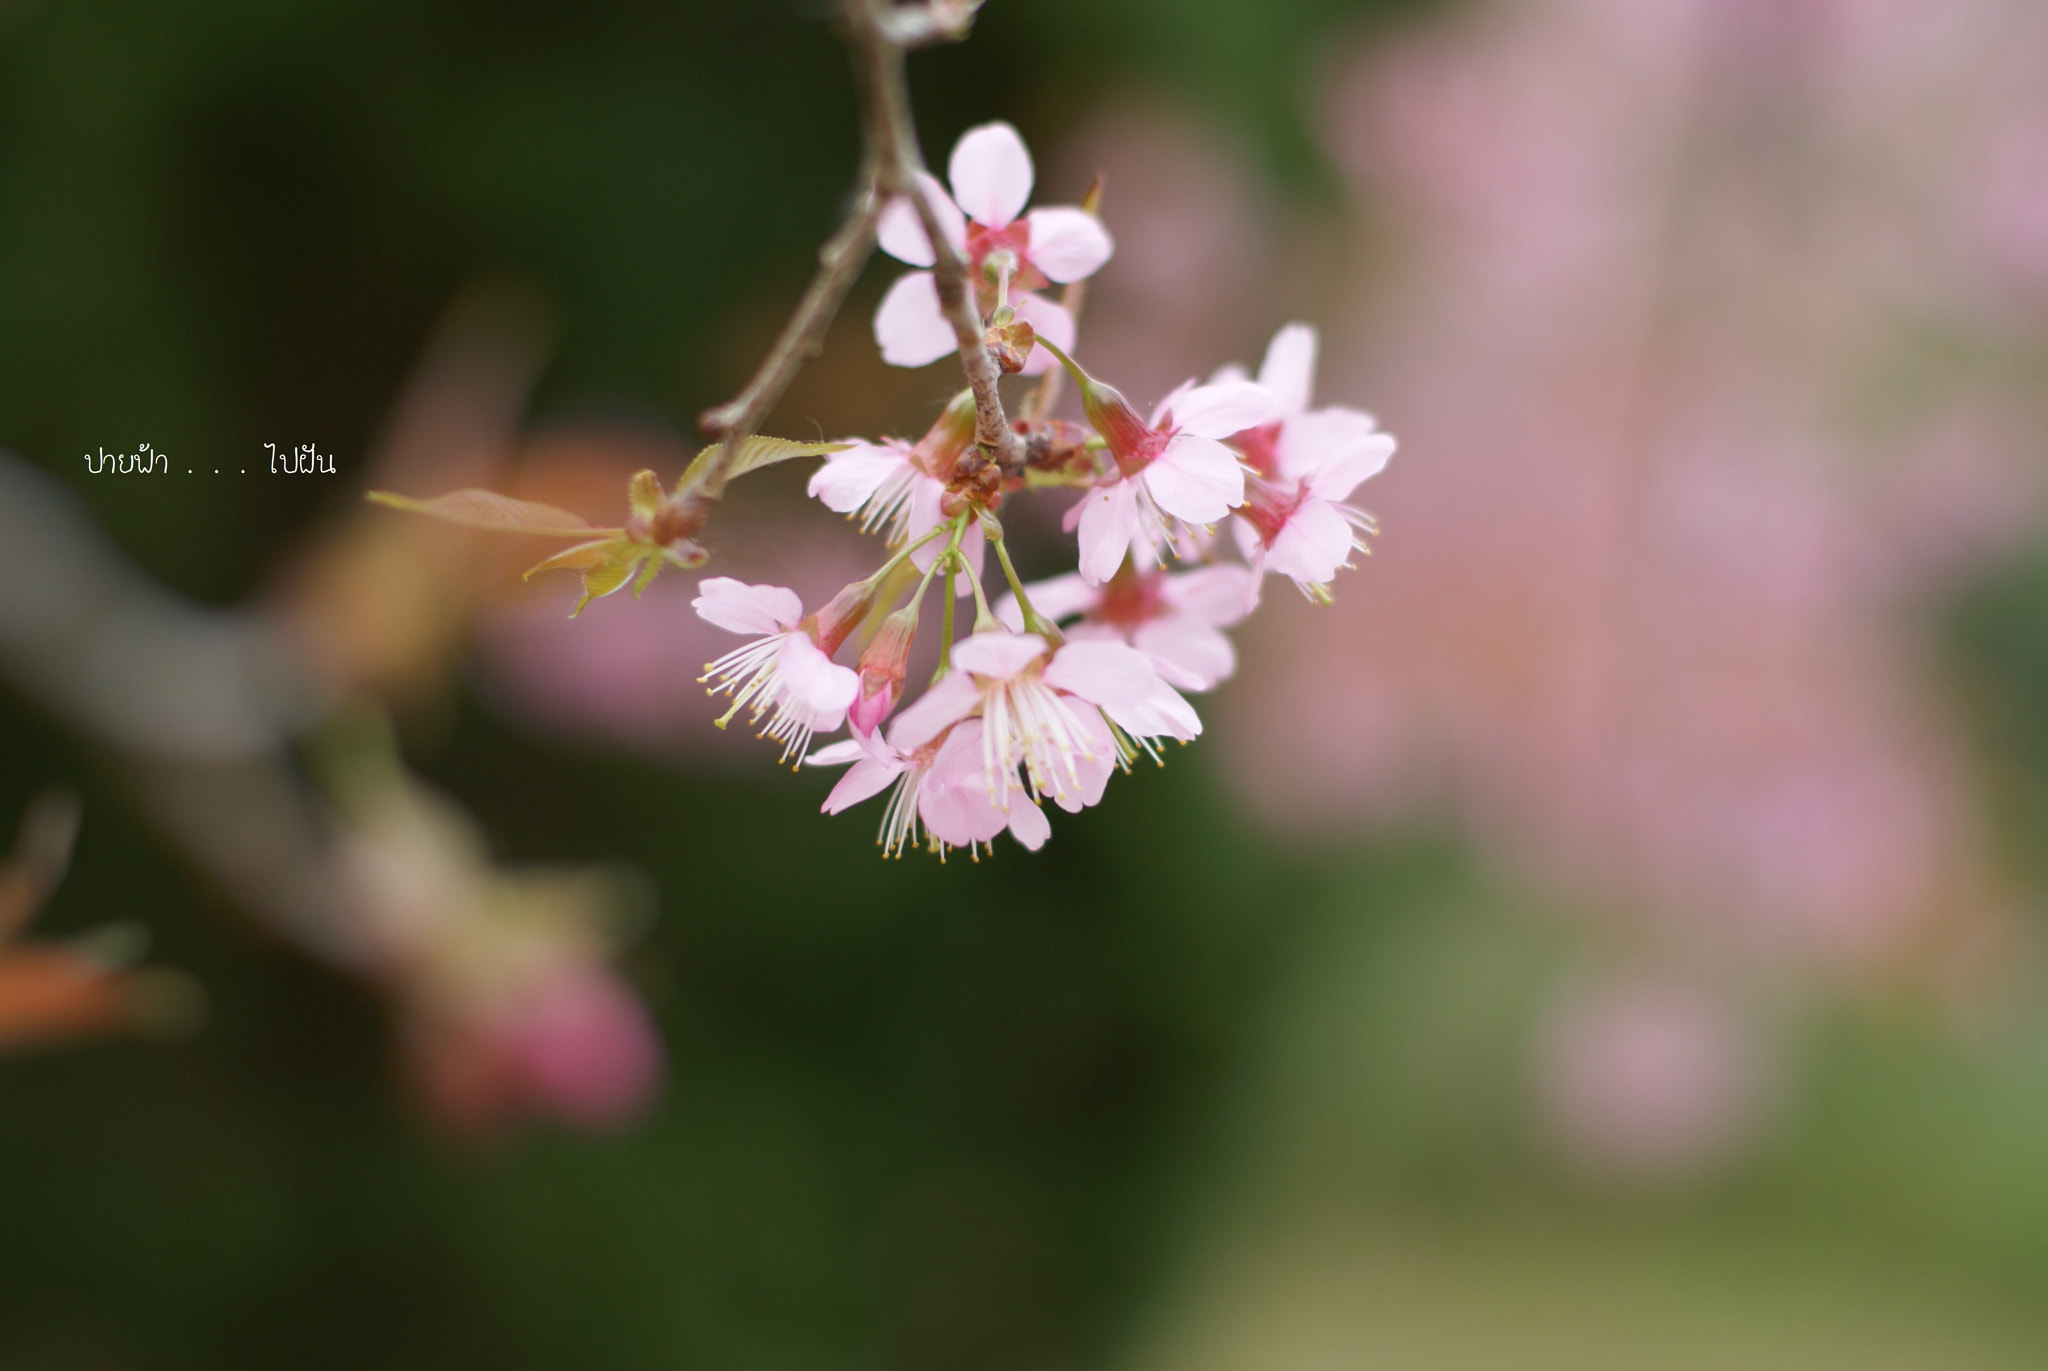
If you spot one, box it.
[910,389,980,478]
[851,605,918,734]
[804,578,880,656]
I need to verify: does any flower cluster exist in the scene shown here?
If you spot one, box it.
[691,123,1397,859]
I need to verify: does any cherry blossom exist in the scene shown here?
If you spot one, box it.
[810,720,1050,859]
[1061,363,1278,585]
[1220,324,1396,602]
[873,121,1114,374]
[694,578,861,765]
[998,563,1253,692]
[887,629,1199,816]
[807,390,985,590]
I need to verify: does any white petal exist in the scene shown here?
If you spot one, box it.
[875,171,966,267]
[874,272,957,368]
[1276,406,1384,484]
[1024,207,1113,283]
[1306,432,1397,502]
[808,442,912,513]
[1143,435,1245,524]
[1168,380,1281,439]
[1009,293,1072,377]
[1256,322,1318,417]
[1266,497,1357,587]
[948,121,1034,228]
[1207,361,1251,387]
[1074,481,1140,585]
[693,578,803,635]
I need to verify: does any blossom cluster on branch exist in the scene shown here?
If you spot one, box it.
[377,115,1394,861]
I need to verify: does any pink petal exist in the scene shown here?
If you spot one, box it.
[1043,638,1164,711]
[1148,378,1197,430]
[875,171,966,267]
[1143,435,1245,524]
[1006,799,1052,850]
[1017,572,1101,625]
[1207,361,1251,387]
[1276,406,1385,484]
[693,578,803,635]
[1169,380,1281,440]
[948,121,1034,228]
[1074,479,1141,584]
[1024,207,1113,283]
[874,272,957,368]
[808,441,913,512]
[886,670,982,752]
[1009,293,1072,377]
[776,633,860,719]
[806,738,869,767]
[1047,641,1201,741]
[1053,708,1118,813]
[1265,496,1357,587]
[951,629,1047,680]
[1161,564,1254,627]
[920,720,1012,846]
[1134,616,1236,692]
[904,476,981,591]
[822,753,905,813]
[1256,323,1319,417]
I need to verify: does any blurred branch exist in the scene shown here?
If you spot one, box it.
[696,0,1021,492]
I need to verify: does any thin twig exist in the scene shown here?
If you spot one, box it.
[696,0,1022,490]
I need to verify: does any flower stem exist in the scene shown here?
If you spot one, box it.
[984,515,1061,641]
[869,518,955,585]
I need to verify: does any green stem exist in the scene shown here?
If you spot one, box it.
[869,517,954,585]
[932,512,969,678]
[986,517,1061,641]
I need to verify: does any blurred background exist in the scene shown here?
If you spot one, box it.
[5,0,2048,1365]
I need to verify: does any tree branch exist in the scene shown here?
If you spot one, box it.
[695,0,1021,491]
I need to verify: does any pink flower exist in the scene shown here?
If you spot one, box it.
[809,721,1050,859]
[888,629,1200,814]
[694,578,860,765]
[1066,373,1278,584]
[807,391,984,590]
[997,563,1252,692]
[873,122,1114,374]
[1221,324,1396,602]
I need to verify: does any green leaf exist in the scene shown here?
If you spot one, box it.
[367,489,613,538]
[571,547,648,617]
[524,536,626,580]
[679,436,851,492]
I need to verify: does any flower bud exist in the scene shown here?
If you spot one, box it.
[911,388,980,478]
[1077,375,1157,472]
[851,605,918,734]
[804,578,880,656]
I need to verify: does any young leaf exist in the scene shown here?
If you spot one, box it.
[572,546,647,617]
[627,470,665,520]
[367,489,614,538]
[524,537,626,579]
[679,436,852,492]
